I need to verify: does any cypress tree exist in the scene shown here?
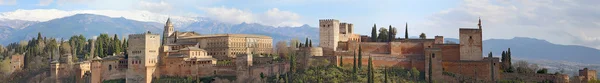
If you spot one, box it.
[385,66,389,83]
[367,56,373,83]
[113,34,121,55]
[507,48,512,68]
[388,25,392,42]
[371,24,377,42]
[339,55,343,67]
[353,53,357,73]
[37,32,42,41]
[304,38,309,47]
[309,39,312,47]
[358,45,363,69]
[405,22,408,39]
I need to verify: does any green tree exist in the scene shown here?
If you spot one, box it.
[371,24,377,42]
[411,67,419,81]
[358,45,363,69]
[112,34,122,55]
[260,72,265,82]
[339,55,343,67]
[378,28,389,42]
[384,66,388,83]
[353,53,357,74]
[419,33,426,39]
[367,56,373,83]
[537,68,548,74]
[37,32,42,42]
[304,38,309,47]
[309,39,312,47]
[405,23,408,39]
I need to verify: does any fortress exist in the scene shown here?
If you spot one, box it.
[39,18,597,83]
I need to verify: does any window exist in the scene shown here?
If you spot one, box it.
[469,36,472,39]
[109,65,112,70]
[432,53,436,58]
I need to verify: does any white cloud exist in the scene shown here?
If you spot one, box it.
[137,0,172,13]
[199,6,304,27]
[0,0,17,5]
[424,0,600,49]
[261,8,303,27]
[199,6,256,25]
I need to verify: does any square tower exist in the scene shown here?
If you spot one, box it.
[459,28,482,60]
[319,19,340,51]
[127,32,160,83]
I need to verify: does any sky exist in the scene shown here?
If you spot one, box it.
[1,0,600,49]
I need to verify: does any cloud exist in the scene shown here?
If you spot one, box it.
[0,0,17,5]
[136,0,173,13]
[38,0,54,6]
[199,6,304,27]
[198,6,256,25]
[260,8,302,27]
[424,0,600,49]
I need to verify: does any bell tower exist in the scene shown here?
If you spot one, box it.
[162,18,174,45]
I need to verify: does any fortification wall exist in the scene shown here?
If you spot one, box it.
[339,55,426,71]
[442,61,500,81]
[439,44,460,61]
[502,73,569,83]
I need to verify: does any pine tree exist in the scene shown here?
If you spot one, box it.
[358,45,363,69]
[371,24,377,42]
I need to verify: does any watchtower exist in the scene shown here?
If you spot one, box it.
[127,32,161,83]
[319,19,340,51]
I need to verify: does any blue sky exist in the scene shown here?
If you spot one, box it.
[1,0,600,49]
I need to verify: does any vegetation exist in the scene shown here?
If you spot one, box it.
[377,27,389,42]
[371,24,378,42]
[419,33,426,39]
[0,32,128,82]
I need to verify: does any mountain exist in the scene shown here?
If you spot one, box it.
[183,21,319,45]
[445,37,600,64]
[0,14,319,46]
[1,14,163,44]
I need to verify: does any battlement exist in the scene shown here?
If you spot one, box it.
[319,19,339,23]
[130,31,160,36]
